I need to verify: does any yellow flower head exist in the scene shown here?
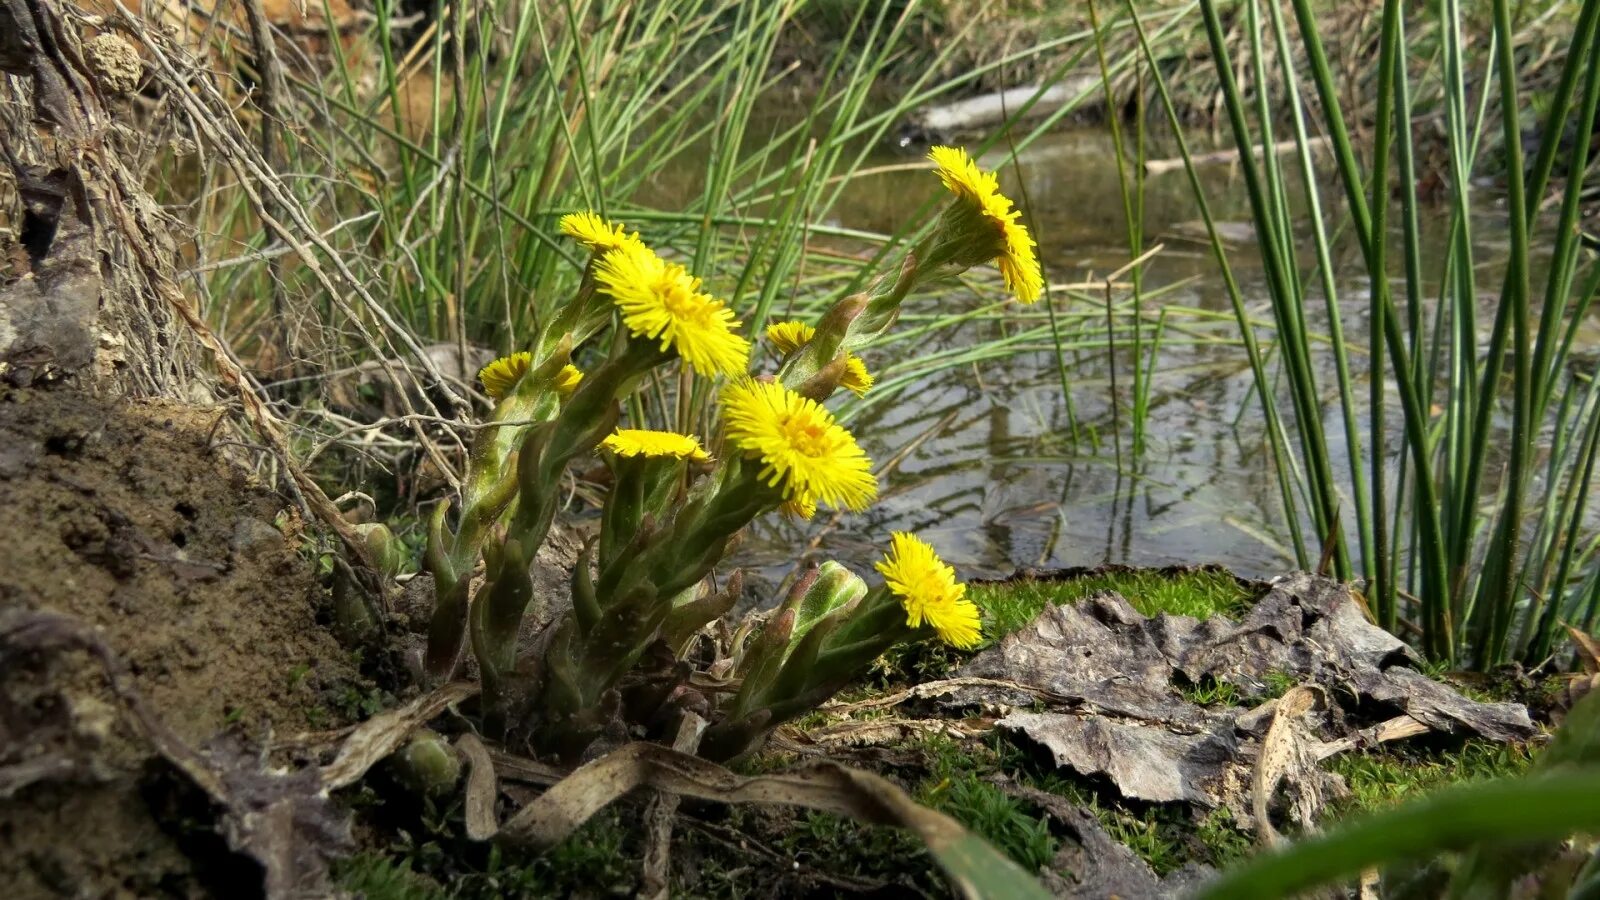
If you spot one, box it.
[601,428,710,462]
[766,320,873,398]
[841,356,874,398]
[781,493,818,520]
[928,146,1044,304]
[555,363,583,397]
[479,352,531,400]
[875,532,982,649]
[595,242,751,378]
[765,320,816,355]
[720,379,877,512]
[560,211,640,255]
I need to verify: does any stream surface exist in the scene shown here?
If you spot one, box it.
[699,123,1592,590]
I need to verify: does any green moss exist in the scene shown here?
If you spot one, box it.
[1327,740,1535,820]
[969,567,1260,644]
[343,808,637,899]
[1261,670,1299,699]
[335,853,446,900]
[973,731,1255,874]
[768,810,935,886]
[907,733,1257,876]
[457,817,635,898]
[1174,675,1246,707]
[915,737,1057,871]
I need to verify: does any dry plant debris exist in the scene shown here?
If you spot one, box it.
[937,573,1534,833]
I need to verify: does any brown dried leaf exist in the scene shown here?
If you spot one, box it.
[456,733,498,842]
[1252,686,1330,845]
[998,711,1241,806]
[792,717,989,748]
[320,680,477,790]
[1566,625,1600,673]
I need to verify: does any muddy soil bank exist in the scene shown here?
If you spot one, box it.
[0,386,368,898]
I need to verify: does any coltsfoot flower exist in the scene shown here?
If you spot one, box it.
[596,242,750,378]
[780,494,818,520]
[479,352,531,400]
[875,531,982,649]
[720,379,877,512]
[554,363,583,397]
[479,353,582,400]
[928,146,1043,304]
[601,428,710,462]
[841,357,875,397]
[764,320,874,397]
[765,321,814,355]
[560,211,641,255]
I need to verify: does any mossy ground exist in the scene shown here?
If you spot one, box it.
[968,565,1261,639]
[335,567,1540,898]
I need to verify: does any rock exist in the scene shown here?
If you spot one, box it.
[950,593,1219,728]
[1177,572,1536,742]
[230,516,284,558]
[897,76,1104,149]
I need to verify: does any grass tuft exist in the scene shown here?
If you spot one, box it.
[1326,740,1535,819]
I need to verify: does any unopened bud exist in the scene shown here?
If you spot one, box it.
[391,729,462,797]
[795,561,868,636]
[355,523,407,578]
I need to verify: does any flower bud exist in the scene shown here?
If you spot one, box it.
[391,729,462,798]
[795,561,868,637]
[354,523,407,579]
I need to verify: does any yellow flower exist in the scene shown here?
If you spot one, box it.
[765,320,815,355]
[479,352,531,400]
[601,428,710,462]
[595,242,750,378]
[875,532,982,649]
[720,379,877,512]
[555,363,583,397]
[560,211,640,254]
[480,354,583,401]
[765,320,873,397]
[781,493,818,520]
[840,356,874,398]
[928,146,1044,304]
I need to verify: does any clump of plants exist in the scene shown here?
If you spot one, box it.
[407,146,1042,763]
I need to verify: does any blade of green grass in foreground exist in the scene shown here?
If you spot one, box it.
[1195,772,1600,900]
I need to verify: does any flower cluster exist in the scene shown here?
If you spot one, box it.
[601,428,710,462]
[417,145,1037,761]
[479,352,583,400]
[559,210,642,255]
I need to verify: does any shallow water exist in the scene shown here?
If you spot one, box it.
[727,124,1594,589]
